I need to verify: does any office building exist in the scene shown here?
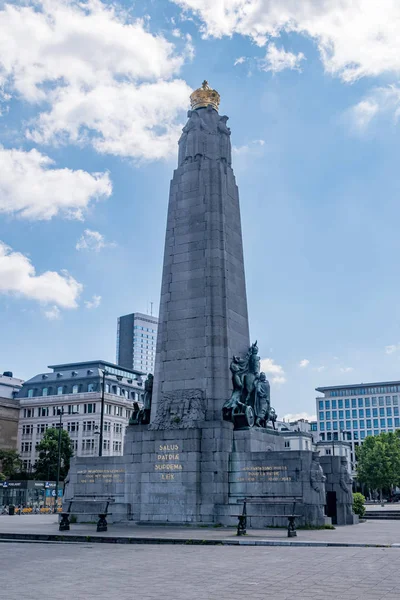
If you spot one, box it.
[316,380,400,468]
[0,371,23,450]
[116,312,158,374]
[16,360,145,470]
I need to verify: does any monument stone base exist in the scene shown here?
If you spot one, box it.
[65,423,344,528]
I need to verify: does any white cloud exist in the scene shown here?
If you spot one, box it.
[234,56,246,66]
[76,230,114,252]
[259,43,305,73]
[233,139,265,157]
[84,294,102,309]
[283,412,317,422]
[351,100,379,129]
[299,359,310,368]
[260,357,286,384]
[44,305,61,320]
[0,241,82,309]
[313,366,326,372]
[386,343,400,355]
[0,146,111,220]
[340,367,354,373]
[0,1,192,161]
[172,1,400,81]
[350,85,400,129]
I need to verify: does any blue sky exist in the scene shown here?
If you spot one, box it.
[1,0,400,420]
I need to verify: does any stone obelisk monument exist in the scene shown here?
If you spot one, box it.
[65,83,351,529]
[151,81,250,427]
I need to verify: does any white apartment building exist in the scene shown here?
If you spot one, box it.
[16,360,145,470]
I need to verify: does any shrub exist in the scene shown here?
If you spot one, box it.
[353,492,366,518]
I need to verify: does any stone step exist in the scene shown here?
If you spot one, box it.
[365,512,400,520]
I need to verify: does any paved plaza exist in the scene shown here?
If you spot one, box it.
[1,541,400,600]
[2,514,400,547]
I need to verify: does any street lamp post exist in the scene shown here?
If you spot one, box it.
[99,370,108,457]
[54,408,63,514]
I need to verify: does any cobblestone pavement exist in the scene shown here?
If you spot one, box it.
[1,542,400,600]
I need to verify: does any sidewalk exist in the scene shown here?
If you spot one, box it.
[0,514,399,547]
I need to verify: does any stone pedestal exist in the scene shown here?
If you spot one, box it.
[320,455,357,525]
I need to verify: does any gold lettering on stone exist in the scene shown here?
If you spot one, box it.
[237,465,291,483]
[155,444,182,479]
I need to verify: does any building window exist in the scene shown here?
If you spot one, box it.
[379,397,384,406]
[379,407,385,417]
[103,440,110,451]
[351,399,356,408]
[82,420,96,432]
[113,423,123,434]
[105,384,110,393]
[386,396,392,405]
[112,441,122,453]
[359,420,365,429]
[351,409,357,418]
[81,439,95,452]
[365,398,370,407]
[23,408,33,418]
[373,419,379,428]
[366,419,372,429]
[72,385,79,394]
[358,398,363,407]
[332,411,337,420]
[352,420,358,430]
[387,407,392,417]
[114,406,123,416]
[67,422,79,433]
[88,383,95,393]
[345,399,350,408]
[105,404,112,415]
[393,396,398,406]
[345,410,350,419]
[38,407,49,417]
[325,401,330,409]
[320,423,325,431]
[326,422,331,431]
[325,449,332,455]
[359,409,364,418]
[326,411,331,420]
[395,418,400,428]
[366,408,371,418]
[332,400,337,409]
[27,389,34,398]
[284,441,290,448]
[42,388,48,396]
[84,403,96,414]
[380,418,386,428]
[388,418,393,427]
[373,408,378,417]
[372,398,377,407]
[57,386,63,395]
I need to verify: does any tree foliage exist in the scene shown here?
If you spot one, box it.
[356,432,400,492]
[0,449,22,478]
[33,428,74,481]
[353,492,366,518]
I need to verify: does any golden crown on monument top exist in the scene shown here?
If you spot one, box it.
[190,80,220,111]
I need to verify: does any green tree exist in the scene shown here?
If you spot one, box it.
[356,432,400,500]
[33,428,74,481]
[0,449,22,478]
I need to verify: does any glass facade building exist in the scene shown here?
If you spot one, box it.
[316,380,400,467]
[116,312,158,374]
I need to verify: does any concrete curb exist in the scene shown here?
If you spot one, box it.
[0,532,396,548]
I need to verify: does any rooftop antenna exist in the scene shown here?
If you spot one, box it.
[150,301,153,316]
